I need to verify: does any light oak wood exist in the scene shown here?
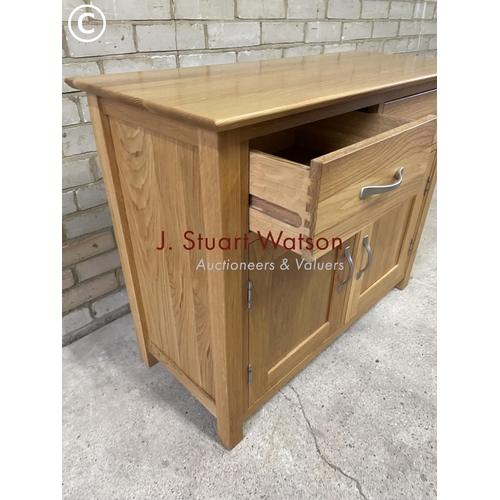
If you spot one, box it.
[87,95,157,368]
[147,340,216,416]
[67,53,437,450]
[238,80,436,141]
[345,198,418,322]
[249,112,436,260]
[383,90,437,121]
[248,237,355,406]
[197,128,247,449]
[397,150,437,290]
[108,114,215,397]
[65,52,436,131]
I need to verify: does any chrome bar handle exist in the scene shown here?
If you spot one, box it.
[338,246,354,293]
[360,167,404,200]
[356,235,373,280]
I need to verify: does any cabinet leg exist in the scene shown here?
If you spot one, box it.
[140,348,158,368]
[217,414,244,450]
[396,274,411,291]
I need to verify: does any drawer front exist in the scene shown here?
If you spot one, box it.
[249,113,436,261]
[313,115,436,250]
[383,90,437,120]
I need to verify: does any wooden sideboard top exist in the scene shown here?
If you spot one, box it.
[66,52,436,131]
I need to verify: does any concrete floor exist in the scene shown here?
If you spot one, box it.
[63,195,436,500]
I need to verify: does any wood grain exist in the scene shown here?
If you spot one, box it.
[397,150,437,290]
[108,113,215,397]
[247,236,356,411]
[384,90,437,120]
[65,52,436,131]
[197,128,247,450]
[249,112,436,260]
[87,95,157,367]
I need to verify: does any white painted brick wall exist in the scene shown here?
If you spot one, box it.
[414,2,436,20]
[62,125,96,157]
[179,52,237,68]
[75,182,107,210]
[64,24,135,58]
[62,98,80,126]
[136,24,176,52]
[62,158,95,189]
[176,23,206,50]
[175,0,235,20]
[361,1,390,19]
[287,0,326,20]
[92,289,129,318]
[63,192,77,216]
[384,38,409,53]
[238,48,283,62]
[102,55,177,74]
[76,249,121,281]
[342,21,373,40]
[327,0,361,19]
[79,96,90,122]
[63,231,116,267]
[389,2,414,19]
[372,21,399,38]
[323,43,356,53]
[305,22,342,43]
[284,45,323,57]
[399,20,423,36]
[237,0,285,19]
[422,21,437,35]
[262,22,305,44]
[97,0,172,20]
[207,22,260,48]
[62,269,75,290]
[62,307,93,335]
[63,205,112,239]
[62,273,118,312]
[357,39,384,52]
[62,62,99,93]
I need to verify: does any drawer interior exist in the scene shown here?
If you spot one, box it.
[249,109,436,261]
[250,111,411,166]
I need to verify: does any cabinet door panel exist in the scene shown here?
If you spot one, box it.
[248,237,355,407]
[346,196,419,321]
[360,198,412,293]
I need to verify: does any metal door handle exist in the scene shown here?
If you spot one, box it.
[360,167,404,199]
[356,235,373,280]
[338,246,353,293]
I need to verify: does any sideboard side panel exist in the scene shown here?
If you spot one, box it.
[88,95,157,368]
[106,111,216,402]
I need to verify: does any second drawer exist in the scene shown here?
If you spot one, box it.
[249,111,436,261]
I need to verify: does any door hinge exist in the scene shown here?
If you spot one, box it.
[248,364,252,386]
[424,175,432,196]
[408,238,415,255]
[247,280,253,309]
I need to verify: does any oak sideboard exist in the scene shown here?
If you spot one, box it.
[66,52,437,449]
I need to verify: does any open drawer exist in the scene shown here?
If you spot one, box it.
[249,111,436,261]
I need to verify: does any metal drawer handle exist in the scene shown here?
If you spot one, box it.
[338,246,353,293]
[360,167,404,199]
[356,235,373,280]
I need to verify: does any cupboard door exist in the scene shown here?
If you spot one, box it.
[248,237,356,407]
[345,196,420,321]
